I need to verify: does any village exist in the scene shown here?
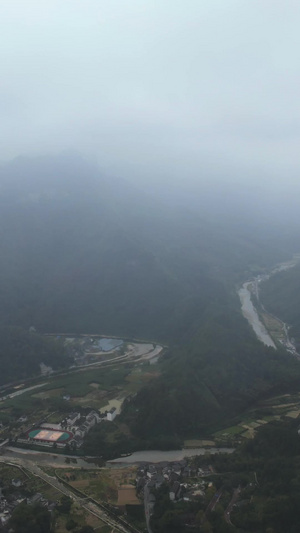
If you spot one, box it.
[15,407,117,450]
[136,459,213,503]
[0,461,74,530]
[0,450,221,533]
[0,478,57,528]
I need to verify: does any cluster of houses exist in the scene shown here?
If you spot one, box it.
[62,408,117,445]
[60,407,117,433]
[60,410,102,448]
[0,478,55,526]
[136,460,213,507]
[17,407,119,450]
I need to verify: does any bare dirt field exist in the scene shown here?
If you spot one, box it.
[184,439,215,447]
[72,389,109,408]
[70,479,90,489]
[107,466,137,486]
[117,486,140,506]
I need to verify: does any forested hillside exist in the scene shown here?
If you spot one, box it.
[0,154,294,341]
[0,327,69,386]
[124,303,300,439]
[1,154,300,435]
[260,264,300,347]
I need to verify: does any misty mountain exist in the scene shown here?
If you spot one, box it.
[1,153,300,441]
[0,153,294,342]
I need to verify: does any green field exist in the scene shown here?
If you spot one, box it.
[214,425,245,437]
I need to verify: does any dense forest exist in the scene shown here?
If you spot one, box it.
[0,327,70,386]
[124,314,300,439]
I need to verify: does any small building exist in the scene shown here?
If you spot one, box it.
[11,479,22,488]
[40,363,53,376]
[29,493,43,505]
[40,423,62,430]
[82,423,90,434]
[66,412,80,426]
[169,481,181,501]
[154,475,165,489]
[136,477,146,494]
[107,407,117,422]
[85,416,96,428]
[70,435,83,449]
[75,426,86,438]
[86,410,101,424]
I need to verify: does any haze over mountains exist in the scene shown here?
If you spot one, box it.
[3,3,300,531]
[0,152,297,342]
[1,153,300,440]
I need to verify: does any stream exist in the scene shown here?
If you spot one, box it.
[239,282,276,348]
[107,447,234,464]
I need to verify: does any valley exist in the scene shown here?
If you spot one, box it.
[1,155,300,532]
[0,336,165,455]
[239,256,300,355]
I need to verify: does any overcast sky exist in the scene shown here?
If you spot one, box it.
[1,0,300,190]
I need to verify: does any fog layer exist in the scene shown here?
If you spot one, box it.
[1,1,300,196]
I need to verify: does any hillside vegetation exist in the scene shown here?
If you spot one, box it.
[1,153,300,436]
[124,305,300,440]
[0,154,293,341]
[0,327,69,386]
[260,264,300,348]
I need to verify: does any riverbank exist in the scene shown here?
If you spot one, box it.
[239,282,276,348]
[107,447,234,464]
[2,446,101,468]
[239,257,300,353]
[2,444,235,469]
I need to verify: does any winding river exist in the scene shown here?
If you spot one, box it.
[239,282,276,348]
[238,257,300,350]
[107,447,234,464]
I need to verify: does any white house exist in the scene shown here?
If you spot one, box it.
[107,407,117,421]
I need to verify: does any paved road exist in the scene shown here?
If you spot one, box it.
[224,486,241,525]
[143,484,154,533]
[0,383,47,401]
[0,340,164,402]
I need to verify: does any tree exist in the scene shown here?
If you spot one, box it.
[202,521,213,533]
[57,495,72,514]
[66,518,77,530]
[78,526,94,533]
[8,502,51,533]
[195,509,205,524]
